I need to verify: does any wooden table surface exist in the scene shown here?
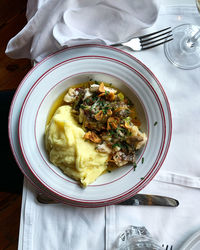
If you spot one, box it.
[0,0,31,249]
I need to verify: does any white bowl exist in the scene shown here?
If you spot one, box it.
[16,46,172,207]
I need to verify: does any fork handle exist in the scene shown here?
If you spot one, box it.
[111,43,123,47]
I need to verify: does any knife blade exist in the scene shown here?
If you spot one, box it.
[118,194,179,207]
[37,193,179,207]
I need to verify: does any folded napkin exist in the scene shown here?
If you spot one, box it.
[5,0,160,62]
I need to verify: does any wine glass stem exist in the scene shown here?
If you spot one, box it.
[187,30,200,47]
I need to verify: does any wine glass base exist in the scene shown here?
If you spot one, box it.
[164,24,200,70]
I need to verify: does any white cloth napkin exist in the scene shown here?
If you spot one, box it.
[12,2,200,250]
[19,178,200,250]
[5,0,160,62]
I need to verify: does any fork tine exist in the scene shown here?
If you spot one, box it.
[164,245,173,250]
[141,34,173,47]
[140,30,172,43]
[162,244,173,250]
[139,27,171,39]
[142,37,173,50]
[112,27,173,51]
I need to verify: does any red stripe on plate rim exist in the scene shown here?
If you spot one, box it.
[9,44,172,206]
[18,55,167,204]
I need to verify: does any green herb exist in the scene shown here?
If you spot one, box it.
[124,109,130,117]
[80,104,87,109]
[97,100,105,107]
[118,92,124,101]
[133,162,137,171]
[112,142,121,148]
[85,98,91,105]
[109,129,118,138]
[107,170,111,173]
[142,157,144,164]
[127,130,132,136]
[102,106,109,114]
[109,129,115,135]
[121,141,129,150]
[154,121,158,126]
[127,98,132,105]
[94,81,99,85]
[117,127,125,134]
[124,117,131,122]
[92,95,98,101]
[117,127,131,137]
[140,177,144,180]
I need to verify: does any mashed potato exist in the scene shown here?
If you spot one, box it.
[45,105,109,187]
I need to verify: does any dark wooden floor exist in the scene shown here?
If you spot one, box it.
[0,0,31,249]
[0,0,31,91]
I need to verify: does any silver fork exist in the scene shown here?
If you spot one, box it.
[113,27,173,51]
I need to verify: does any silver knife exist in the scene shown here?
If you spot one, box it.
[37,193,179,207]
[118,194,179,207]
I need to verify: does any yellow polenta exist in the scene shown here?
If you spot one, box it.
[45,105,108,187]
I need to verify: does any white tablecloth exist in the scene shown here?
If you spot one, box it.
[17,2,200,250]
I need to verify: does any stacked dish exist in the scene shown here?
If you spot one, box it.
[9,45,172,207]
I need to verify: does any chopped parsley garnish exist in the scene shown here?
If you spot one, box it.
[154,121,158,126]
[109,129,118,138]
[80,104,87,109]
[127,98,132,105]
[142,157,144,164]
[92,95,98,101]
[102,106,109,114]
[97,99,105,107]
[120,141,129,150]
[85,98,91,105]
[133,162,137,171]
[112,142,121,148]
[141,177,144,180]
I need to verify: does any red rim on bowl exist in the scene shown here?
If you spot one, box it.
[9,44,172,207]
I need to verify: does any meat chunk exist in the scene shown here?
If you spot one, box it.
[83,88,92,100]
[90,84,99,92]
[113,151,135,167]
[90,83,117,94]
[63,88,79,103]
[96,143,112,154]
[127,125,147,150]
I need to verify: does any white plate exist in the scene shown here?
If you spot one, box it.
[180,230,200,250]
[9,45,172,207]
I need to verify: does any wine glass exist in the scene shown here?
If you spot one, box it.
[164,0,200,70]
